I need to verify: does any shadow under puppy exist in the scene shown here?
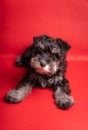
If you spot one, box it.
[6,35,75,109]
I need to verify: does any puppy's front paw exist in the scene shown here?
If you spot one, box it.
[55,94,75,110]
[6,89,24,103]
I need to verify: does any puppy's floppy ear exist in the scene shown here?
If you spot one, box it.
[33,36,39,43]
[56,38,71,55]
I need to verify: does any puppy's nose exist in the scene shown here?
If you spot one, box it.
[40,62,46,67]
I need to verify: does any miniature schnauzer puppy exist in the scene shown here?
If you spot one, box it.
[6,35,75,109]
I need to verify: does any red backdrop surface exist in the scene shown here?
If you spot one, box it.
[0,0,88,130]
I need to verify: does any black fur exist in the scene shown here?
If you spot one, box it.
[6,35,75,109]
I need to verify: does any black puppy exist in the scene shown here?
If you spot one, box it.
[6,35,75,109]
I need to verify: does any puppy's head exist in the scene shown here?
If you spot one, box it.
[29,35,71,76]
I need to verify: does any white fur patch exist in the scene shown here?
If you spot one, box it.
[53,64,57,72]
[43,65,50,72]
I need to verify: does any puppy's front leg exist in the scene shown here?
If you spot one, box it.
[6,75,34,103]
[54,86,75,110]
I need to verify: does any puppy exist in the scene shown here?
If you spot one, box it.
[6,35,75,109]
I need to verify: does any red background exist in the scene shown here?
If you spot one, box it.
[0,0,88,130]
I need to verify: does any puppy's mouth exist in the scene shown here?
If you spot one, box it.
[34,66,50,75]
[30,60,58,76]
[32,66,56,76]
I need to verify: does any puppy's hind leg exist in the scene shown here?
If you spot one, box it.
[15,56,23,66]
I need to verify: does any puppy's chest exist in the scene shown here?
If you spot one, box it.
[34,76,48,88]
[34,75,63,88]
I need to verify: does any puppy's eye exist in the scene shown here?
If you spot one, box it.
[38,49,43,54]
[35,48,43,54]
[55,54,60,59]
[47,59,51,62]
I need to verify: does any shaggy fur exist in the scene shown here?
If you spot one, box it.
[6,35,75,109]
